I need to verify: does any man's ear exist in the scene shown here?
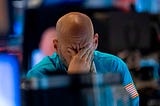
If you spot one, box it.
[53,39,58,52]
[93,33,99,50]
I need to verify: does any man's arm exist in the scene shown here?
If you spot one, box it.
[115,58,139,106]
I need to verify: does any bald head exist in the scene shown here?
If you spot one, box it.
[54,12,98,67]
[56,12,94,41]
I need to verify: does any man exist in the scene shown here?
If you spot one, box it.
[27,12,139,105]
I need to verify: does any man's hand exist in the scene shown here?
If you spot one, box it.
[67,45,93,74]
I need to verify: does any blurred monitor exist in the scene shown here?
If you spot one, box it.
[0,53,20,106]
[0,0,25,37]
[135,0,160,14]
[83,0,112,9]
[94,12,150,54]
[0,0,25,51]
[43,0,83,6]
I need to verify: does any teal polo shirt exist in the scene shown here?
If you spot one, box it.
[27,51,139,106]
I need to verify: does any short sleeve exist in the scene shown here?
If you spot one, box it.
[114,58,139,106]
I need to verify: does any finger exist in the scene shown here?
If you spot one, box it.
[77,45,90,58]
[86,48,93,62]
[82,45,93,61]
[84,44,93,59]
[68,48,76,57]
[82,48,91,61]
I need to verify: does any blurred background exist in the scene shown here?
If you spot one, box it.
[0,0,160,106]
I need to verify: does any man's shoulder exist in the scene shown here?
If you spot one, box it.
[27,53,60,78]
[94,51,127,72]
[94,50,122,62]
[32,53,58,69]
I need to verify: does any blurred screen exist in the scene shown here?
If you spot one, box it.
[43,0,83,6]
[135,0,160,14]
[83,0,112,9]
[0,53,20,106]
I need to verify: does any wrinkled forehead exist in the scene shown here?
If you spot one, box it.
[58,23,93,44]
[59,32,92,47]
[57,19,93,38]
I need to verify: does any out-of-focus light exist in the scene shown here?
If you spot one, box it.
[13,0,25,8]
[0,54,20,106]
[83,0,112,8]
[135,0,160,14]
[31,49,45,67]
[27,0,42,9]
[12,0,25,37]
[13,21,23,36]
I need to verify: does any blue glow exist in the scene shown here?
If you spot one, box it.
[0,53,20,106]
[13,21,23,36]
[83,0,112,8]
[31,49,45,67]
[44,0,82,6]
[135,0,160,14]
[135,0,143,12]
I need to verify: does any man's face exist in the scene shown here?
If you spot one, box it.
[57,35,95,68]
